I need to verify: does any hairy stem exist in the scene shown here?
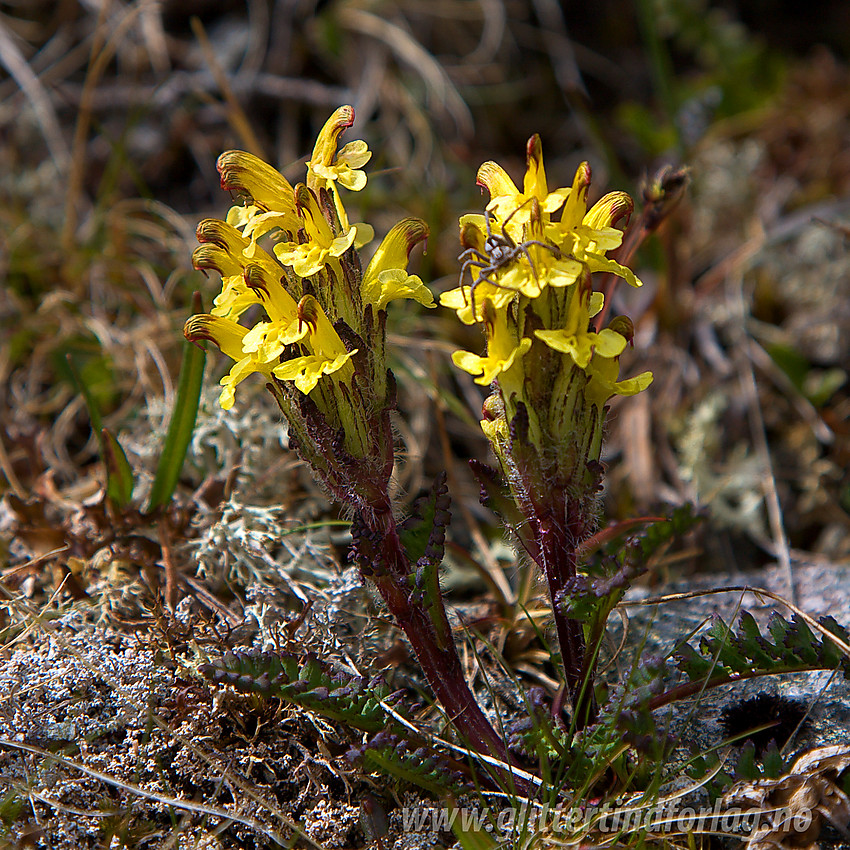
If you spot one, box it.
[536,496,597,729]
[363,505,527,792]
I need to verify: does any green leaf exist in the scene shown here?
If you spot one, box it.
[779,617,819,666]
[65,352,136,509]
[762,741,784,779]
[361,746,463,798]
[101,427,135,509]
[734,742,759,780]
[200,649,406,735]
[674,611,850,694]
[734,612,780,670]
[65,353,104,437]
[703,615,751,674]
[674,640,730,681]
[147,300,206,513]
[817,616,850,669]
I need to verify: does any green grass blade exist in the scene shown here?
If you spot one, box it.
[65,353,104,436]
[66,353,135,509]
[146,297,207,513]
[102,427,135,508]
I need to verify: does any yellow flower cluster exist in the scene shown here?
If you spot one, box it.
[438,136,653,506]
[440,137,652,467]
[185,106,434,417]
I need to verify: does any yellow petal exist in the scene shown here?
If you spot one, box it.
[218,356,273,410]
[543,257,583,288]
[535,329,595,368]
[329,227,358,258]
[352,222,375,249]
[584,191,633,229]
[184,314,249,362]
[560,161,592,229]
[192,244,241,278]
[362,217,429,306]
[338,139,372,169]
[296,294,348,360]
[522,134,547,200]
[589,291,605,317]
[584,254,642,287]
[476,161,519,198]
[217,151,295,213]
[593,328,628,359]
[273,351,356,394]
[274,241,326,278]
[365,270,435,311]
[459,215,486,252]
[308,105,355,170]
[196,219,250,255]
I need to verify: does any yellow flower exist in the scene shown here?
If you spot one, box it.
[193,243,257,321]
[215,151,301,253]
[272,295,356,394]
[305,105,374,245]
[533,273,627,369]
[361,218,435,311]
[239,279,307,365]
[585,354,654,410]
[194,219,288,321]
[217,150,295,213]
[451,300,531,386]
[550,165,641,289]
[184,315,273,410]
[274,185,357,278]
[306,105,372,194]
[439,206,585,324]
[477,135,569,237]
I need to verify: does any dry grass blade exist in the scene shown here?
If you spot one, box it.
[725,268,796,605]
[0,738,309,847]
[190,16,266,159]
[0,21,69,170]
[338,6,473,139]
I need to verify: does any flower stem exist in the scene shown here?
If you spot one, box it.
[537,500,597,729]
[362,504,526,790]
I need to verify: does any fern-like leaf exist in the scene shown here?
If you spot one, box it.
[200,649,408,734]
[669,611,850,705]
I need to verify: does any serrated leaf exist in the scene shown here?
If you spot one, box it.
[200,649,406,734]
[361,745,465,797]
[398,471,450,565]
[735,742,759,780]
[702,615,752,674]
[817,616,850,670]
[673,611,850,699]
[734,612,780,670]
[674,642,723,681]
[635,502,702,561]
[767,612,790,648]
[781,617,820,666]
[761,741,784,779]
